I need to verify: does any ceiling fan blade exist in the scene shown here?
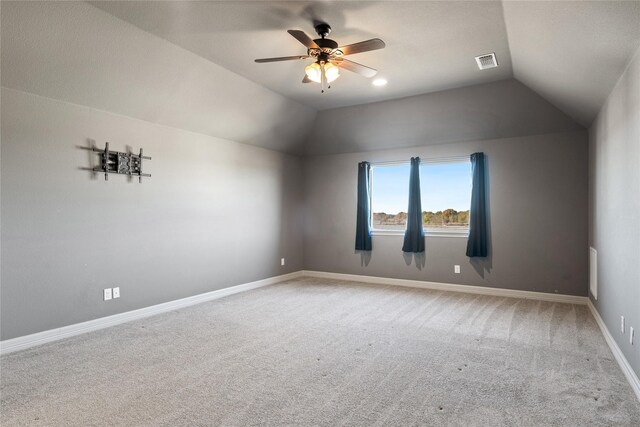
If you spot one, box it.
[338,38,386,56]
[335,58,378,78]
[302,75,312,83]
[287,30,319,49]
[255,55,309,63]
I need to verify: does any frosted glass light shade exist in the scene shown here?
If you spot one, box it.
[324,62,340,83]
[305,62,322,83]
[305,62,340,84]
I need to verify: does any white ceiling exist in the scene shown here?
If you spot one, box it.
[503,1,640,126]
[91,1,640,126]
[90,1,514,111]
[3,1,639,155]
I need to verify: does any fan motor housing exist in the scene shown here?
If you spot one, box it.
[313,22,337,49]
[313,38,338,50]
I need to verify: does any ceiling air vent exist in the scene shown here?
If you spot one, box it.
[475,53,498,70]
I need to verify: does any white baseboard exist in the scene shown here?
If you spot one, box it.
[587,300,640,401]
[0,271,303,355]
[301,270,588,305]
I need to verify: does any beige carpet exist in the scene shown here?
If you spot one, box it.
[2,278,639,426]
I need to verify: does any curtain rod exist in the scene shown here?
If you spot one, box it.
[369,155,470,166]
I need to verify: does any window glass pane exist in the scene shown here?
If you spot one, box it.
[371,164,409,230]
[420,162,471,230]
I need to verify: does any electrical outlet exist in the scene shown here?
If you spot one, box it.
[621,316,625,333]
[631,327,634,345]
[112,287,120,299]
[103,288,112,301]
[281,258,285,266]
[454,265,461,274]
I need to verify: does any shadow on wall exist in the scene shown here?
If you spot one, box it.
[79,138,99,180]
[470,154,493,278]
[356,245,427,270]
[356,250,372,267]
[403,252,426,270]
[471,254,492,278]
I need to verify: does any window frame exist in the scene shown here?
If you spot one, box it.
[369,156,471,238]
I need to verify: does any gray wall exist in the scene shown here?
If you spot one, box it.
[0,87,304,340]
[303,79,582,156]
[303,131,589,296]
[589,47,640,376]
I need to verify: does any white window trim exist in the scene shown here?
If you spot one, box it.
[371,229,469,238]
[369,155,469,167]
[370,155,471,238]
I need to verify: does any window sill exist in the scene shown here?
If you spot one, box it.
[371,229,469,238]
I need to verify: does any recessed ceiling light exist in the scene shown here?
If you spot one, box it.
[372,78,387,87]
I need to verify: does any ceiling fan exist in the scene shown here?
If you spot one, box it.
[255,23,385,93]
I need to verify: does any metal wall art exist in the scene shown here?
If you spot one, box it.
[89,142,151,183]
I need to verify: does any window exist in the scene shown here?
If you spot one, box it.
[370,158,471,234]
[420,161,471,232]
[371,164,410,231]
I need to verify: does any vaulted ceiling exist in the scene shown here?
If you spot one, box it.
[92,1,640,126]
[2,1,639,155]
[89,1,514,111]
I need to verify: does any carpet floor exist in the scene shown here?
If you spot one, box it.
[1,278,639,426]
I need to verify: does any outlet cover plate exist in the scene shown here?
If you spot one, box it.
[103,288,112,301]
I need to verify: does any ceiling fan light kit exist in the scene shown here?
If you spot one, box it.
[305,61,340,84]
[255,23,386,93]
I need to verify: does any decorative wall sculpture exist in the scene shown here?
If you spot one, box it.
[89,142,151,182]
